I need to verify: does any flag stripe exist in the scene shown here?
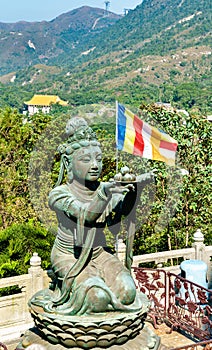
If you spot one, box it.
[123,108,136,153]
[160,140,178,151]
[142,122,153,159]
[133,114,144,156]
[117,104,126,150]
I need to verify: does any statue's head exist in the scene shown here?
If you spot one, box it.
[56,117,102,185]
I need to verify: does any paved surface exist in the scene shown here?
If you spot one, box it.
[147,323,199,349]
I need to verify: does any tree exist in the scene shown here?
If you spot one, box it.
[0,220,54,277]
[133,104,211,255]
[0,104,211,276]
[0,107,52,228]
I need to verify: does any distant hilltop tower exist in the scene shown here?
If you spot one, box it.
[104,1,110,15]
[124,8,130,15]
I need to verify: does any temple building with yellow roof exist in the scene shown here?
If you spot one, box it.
[24,94,68,115]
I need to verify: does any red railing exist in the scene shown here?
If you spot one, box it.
[133,267,212,343]
[133,268,167,328]
[167,272,212,341]
[169,339,212,350]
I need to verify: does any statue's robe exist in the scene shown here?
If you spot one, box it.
[44,179,141,315]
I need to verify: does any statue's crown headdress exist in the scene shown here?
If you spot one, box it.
[55,117,100,186]
[57,117,99,155]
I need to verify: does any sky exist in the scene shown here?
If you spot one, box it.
[0,1,143,23]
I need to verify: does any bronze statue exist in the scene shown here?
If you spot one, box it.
[24,116,160,349]
[43,117,143,315]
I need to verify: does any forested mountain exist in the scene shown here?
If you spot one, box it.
[0,6,121,75]
[0,0,211,112]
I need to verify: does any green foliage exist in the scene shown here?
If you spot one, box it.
[0,220,54,277]
[0,105,211,279]
[0,285,22,297]
[0,107,53,228]
[0,0,211,279]
[133,104,212,254]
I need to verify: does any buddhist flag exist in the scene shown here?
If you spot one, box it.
[116,102,178,166]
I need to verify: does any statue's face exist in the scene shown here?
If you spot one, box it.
[72,145,102,182]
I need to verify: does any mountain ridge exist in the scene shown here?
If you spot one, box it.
[0,6,121,75]
[0,0,211,113]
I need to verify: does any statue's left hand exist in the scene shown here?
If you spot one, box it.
[136,170,156,182]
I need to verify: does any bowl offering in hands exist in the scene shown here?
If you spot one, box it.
[113,166,136,183]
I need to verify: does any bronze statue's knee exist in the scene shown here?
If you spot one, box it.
[117,273,136,305]
[120,285,136,305]
[86,287,110,312]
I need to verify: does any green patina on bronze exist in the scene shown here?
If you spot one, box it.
[22,117,160,349]
[30,117,146,315]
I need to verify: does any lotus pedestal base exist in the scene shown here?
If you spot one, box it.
[16,307,161,349]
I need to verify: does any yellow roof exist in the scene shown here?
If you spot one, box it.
[25,94,68,106]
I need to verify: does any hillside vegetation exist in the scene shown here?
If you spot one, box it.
[0,6,120,76]
[0,0,211,113]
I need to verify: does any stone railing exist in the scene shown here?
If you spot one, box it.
[117,229,212,275]
[0,229,211,343]
[0,253,49,343]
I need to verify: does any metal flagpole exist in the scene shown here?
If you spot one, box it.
[115,100,119,252]
[115,100,119,174]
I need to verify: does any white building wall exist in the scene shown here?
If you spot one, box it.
[28,105,51,115]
